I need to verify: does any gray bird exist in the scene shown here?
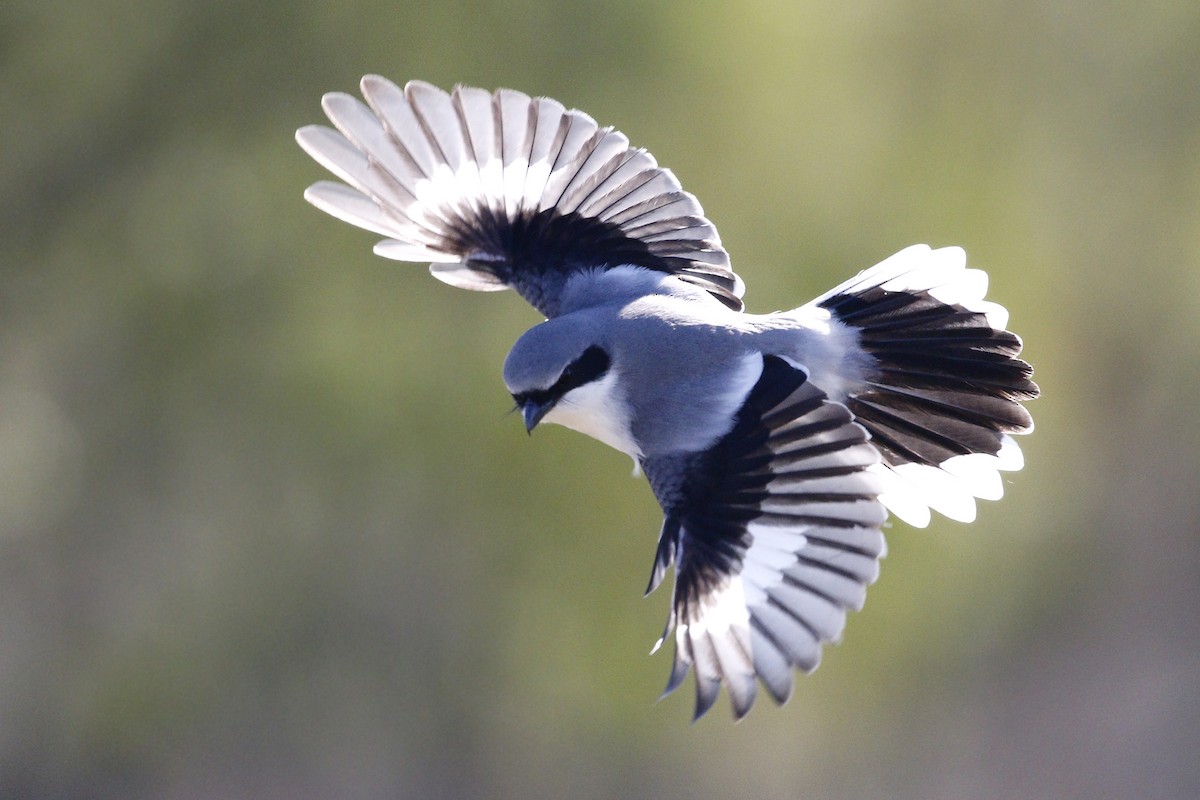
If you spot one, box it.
[296,77,1039,720]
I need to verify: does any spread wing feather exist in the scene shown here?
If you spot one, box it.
[297,77,744,316]
[642,356,887,720]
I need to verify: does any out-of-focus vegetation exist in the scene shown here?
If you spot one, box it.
[2,1,1198,798]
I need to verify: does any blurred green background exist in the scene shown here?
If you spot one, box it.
[2,1,1198,798]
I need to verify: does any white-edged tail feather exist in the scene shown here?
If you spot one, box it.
[815,245,1039,527]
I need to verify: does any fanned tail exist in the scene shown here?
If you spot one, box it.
[813,245,1039,526]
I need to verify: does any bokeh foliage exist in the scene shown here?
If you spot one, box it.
[2,1,1198,798]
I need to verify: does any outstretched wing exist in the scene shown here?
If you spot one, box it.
[296,77,743,317]
[642,356,887,720]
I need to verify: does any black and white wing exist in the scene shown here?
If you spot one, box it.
[296,77,743,317]
[641,356,887,720]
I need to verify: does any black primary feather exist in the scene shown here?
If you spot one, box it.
[642,356,885,720]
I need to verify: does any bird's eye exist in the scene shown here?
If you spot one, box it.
[558,346,610,393]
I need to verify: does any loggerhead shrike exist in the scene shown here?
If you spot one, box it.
[296,77,1038,720]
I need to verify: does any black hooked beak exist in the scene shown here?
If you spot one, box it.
[521,397,554,434]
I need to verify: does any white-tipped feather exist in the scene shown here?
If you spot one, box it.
[322,93,414,185]
[524,97,567,208]
[805,524,887,555]
[797,544,882,584]
[744,526,808,556]
[296,125,380,200]
[869,435,1027,528]
[738,560,780,606]
[302,181,402,239]
[451,86,505,209]
[749,625,795,703]
[764,581,847,642]
[559,131,633,213]
[787,562,869,610]
[749,602,821,670]
[575,156,655,218]
[811,244,1011,329]
[426,262,510,290]
[496,89,534,217]
[606,191,690,227]
[406,82,468,172]
[684,578,751,636]
[994,434,1026,469]
[298,77,740,310]
[882,462,979,523]
[362,79,441,180]
[871,464,934,528]
[939,452,1006,501]
[375,240,462,263]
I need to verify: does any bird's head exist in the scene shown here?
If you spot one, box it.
[503,319,639,456]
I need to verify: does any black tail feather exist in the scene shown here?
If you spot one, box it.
[821,282,1038,470]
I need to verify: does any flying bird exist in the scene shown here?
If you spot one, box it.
[295,77,1038,720]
